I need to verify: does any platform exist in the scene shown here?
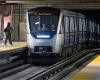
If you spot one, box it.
[64,55,100,80]
[0,41,27,52]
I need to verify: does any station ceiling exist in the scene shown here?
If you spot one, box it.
[0,0,100,23]
[1,0,100,9]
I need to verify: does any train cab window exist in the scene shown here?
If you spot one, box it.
[28,14,59,33]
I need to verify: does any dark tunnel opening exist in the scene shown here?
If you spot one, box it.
[72,10,100,24]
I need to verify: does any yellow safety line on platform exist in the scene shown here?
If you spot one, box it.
[89,55,100,66]
[69,55,100,80]
[0,45,27,51]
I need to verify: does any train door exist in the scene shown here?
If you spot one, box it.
[58,15,65,55]
[61,16,70,57]
[63,16,76,57]
[74,17,79,52]
[73,17,77,52]
[69,16,77,54]
[64,16,70,47]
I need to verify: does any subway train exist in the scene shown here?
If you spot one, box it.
[26,7,100,59]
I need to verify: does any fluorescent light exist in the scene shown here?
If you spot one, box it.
[37,35,50,38]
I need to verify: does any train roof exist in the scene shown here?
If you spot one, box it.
[63,10,85,18]
[27,6,85,17]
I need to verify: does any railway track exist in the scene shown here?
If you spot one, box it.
[2,66,46,80]
[0,49,99,80]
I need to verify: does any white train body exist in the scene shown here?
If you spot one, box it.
[26,7,100,57]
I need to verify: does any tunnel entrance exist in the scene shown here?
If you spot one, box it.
[72,10,100,24]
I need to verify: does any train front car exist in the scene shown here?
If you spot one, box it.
[26,7,64,59]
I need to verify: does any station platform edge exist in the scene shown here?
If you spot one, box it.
[0,41,27,52]
[68,55,100,80]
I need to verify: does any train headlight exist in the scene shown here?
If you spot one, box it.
[36,35,50,38]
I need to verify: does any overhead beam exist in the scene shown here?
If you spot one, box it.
[5,0,100,9]
[5,0,100,3]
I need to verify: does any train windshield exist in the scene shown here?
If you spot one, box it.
[29,12,59,32]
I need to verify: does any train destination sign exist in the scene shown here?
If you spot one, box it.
[34,12,52,16]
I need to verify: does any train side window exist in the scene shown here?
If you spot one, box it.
[73,17,76,43]
[64,16,70,33]
[79,18,82,32]
[90,20,93,40]
[75,17,79,42]
[92,21,94,33]
[90,20,92,33]
[96,24,99,41]
[79,18,82,41]
[70,17,74,32]
[95,22,97,40]
[82,18,86,40]
[83,18,86,31]
[74,17,77,43]
[99,25,100,40]
[92,21,95,40]
[98,24,99,35]
[81,18,84,41]
[89,20,92,40]
[69,17,75,44]
[94,21,96,33]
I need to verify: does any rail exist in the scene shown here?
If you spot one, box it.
[0,47,28,64]
[29,49,100,80]
[1,49,100,80]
